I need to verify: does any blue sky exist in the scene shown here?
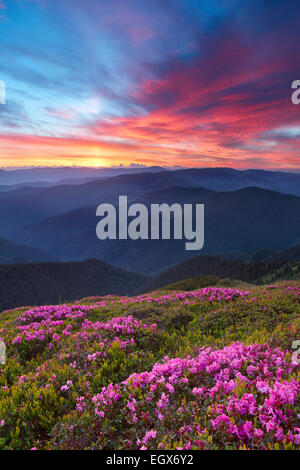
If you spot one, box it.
[0,0,300,170]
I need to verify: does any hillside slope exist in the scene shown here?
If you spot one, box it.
[0,236,59,265]
[0,282,299,450]
[1,166,300,195]
[5,187,300,273]
[0,259,149,311]
[174,167,300,196]
[215,245,300,263]
[142,255,299,292]
[0,171,184,234]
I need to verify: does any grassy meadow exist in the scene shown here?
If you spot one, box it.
[0,282,299,450]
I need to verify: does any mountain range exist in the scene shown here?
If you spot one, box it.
[1,250,299,311]
[142,254,299,292]
[0,259,148,311]
[0,166,165,185]
[1,166,300,194]
[0,236,59,265]
[1,167,300,233]
[0,166,299,275]
[3,185,300,273]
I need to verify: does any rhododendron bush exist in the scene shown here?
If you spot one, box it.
[0,283,299,450]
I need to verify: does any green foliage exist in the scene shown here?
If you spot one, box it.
[156,275,219,292]
[0,281,299,449]
[0,259,149,311]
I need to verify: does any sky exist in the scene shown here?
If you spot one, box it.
[0,0,300,170]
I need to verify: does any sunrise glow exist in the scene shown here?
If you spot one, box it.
[0,0,300,170]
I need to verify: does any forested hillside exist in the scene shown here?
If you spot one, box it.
[0,259,149,311]
[0,282,299,449]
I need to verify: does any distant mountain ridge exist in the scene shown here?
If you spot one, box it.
[5,186,300,274]
[173,168,300,196]
[0,171,186,233]
[141,253,300,292]
[0,259,149,311]
[0,166,166,185]
[1,167,300,235]
[215,245,300,263]
[1,166,299,194]
[1,167,300,274]
[1,251,299,311]
[0,237,59,265]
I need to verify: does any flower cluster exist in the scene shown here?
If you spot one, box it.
[0,281,299,450]
[73,342,300,450]
[81,315,157,334]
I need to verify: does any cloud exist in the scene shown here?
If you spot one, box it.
[1,0,300,170]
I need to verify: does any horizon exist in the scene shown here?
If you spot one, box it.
[1,165,300,175]
[0,0,300,171]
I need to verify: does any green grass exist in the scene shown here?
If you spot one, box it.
[0,281,299,450]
